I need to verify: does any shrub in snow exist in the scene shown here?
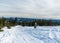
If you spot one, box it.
[6,26,11,29]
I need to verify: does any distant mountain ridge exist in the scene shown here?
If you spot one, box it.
[5,17,60,23]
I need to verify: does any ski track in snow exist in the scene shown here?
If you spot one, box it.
[0,26,60,43]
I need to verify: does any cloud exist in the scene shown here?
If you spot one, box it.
[0,0,60,19]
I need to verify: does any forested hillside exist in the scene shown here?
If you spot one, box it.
[0,17,60,31]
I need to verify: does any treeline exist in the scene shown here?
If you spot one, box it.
[19,19,60,26]
[36,20,60,26]
[0,17,18,31]
[0,17,60,31]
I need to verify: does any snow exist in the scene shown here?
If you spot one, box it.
[0,26,60,43]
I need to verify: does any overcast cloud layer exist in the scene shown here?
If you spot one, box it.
[0,0,60,19]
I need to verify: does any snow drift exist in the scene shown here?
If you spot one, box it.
[0,26,60,43]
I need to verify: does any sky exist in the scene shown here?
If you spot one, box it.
[0,0,60,19]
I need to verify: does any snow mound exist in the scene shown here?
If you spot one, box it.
[0,26,60,43]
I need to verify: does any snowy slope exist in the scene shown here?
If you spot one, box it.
[0,26,60,43]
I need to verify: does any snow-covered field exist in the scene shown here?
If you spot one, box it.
[0,26,60,43]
